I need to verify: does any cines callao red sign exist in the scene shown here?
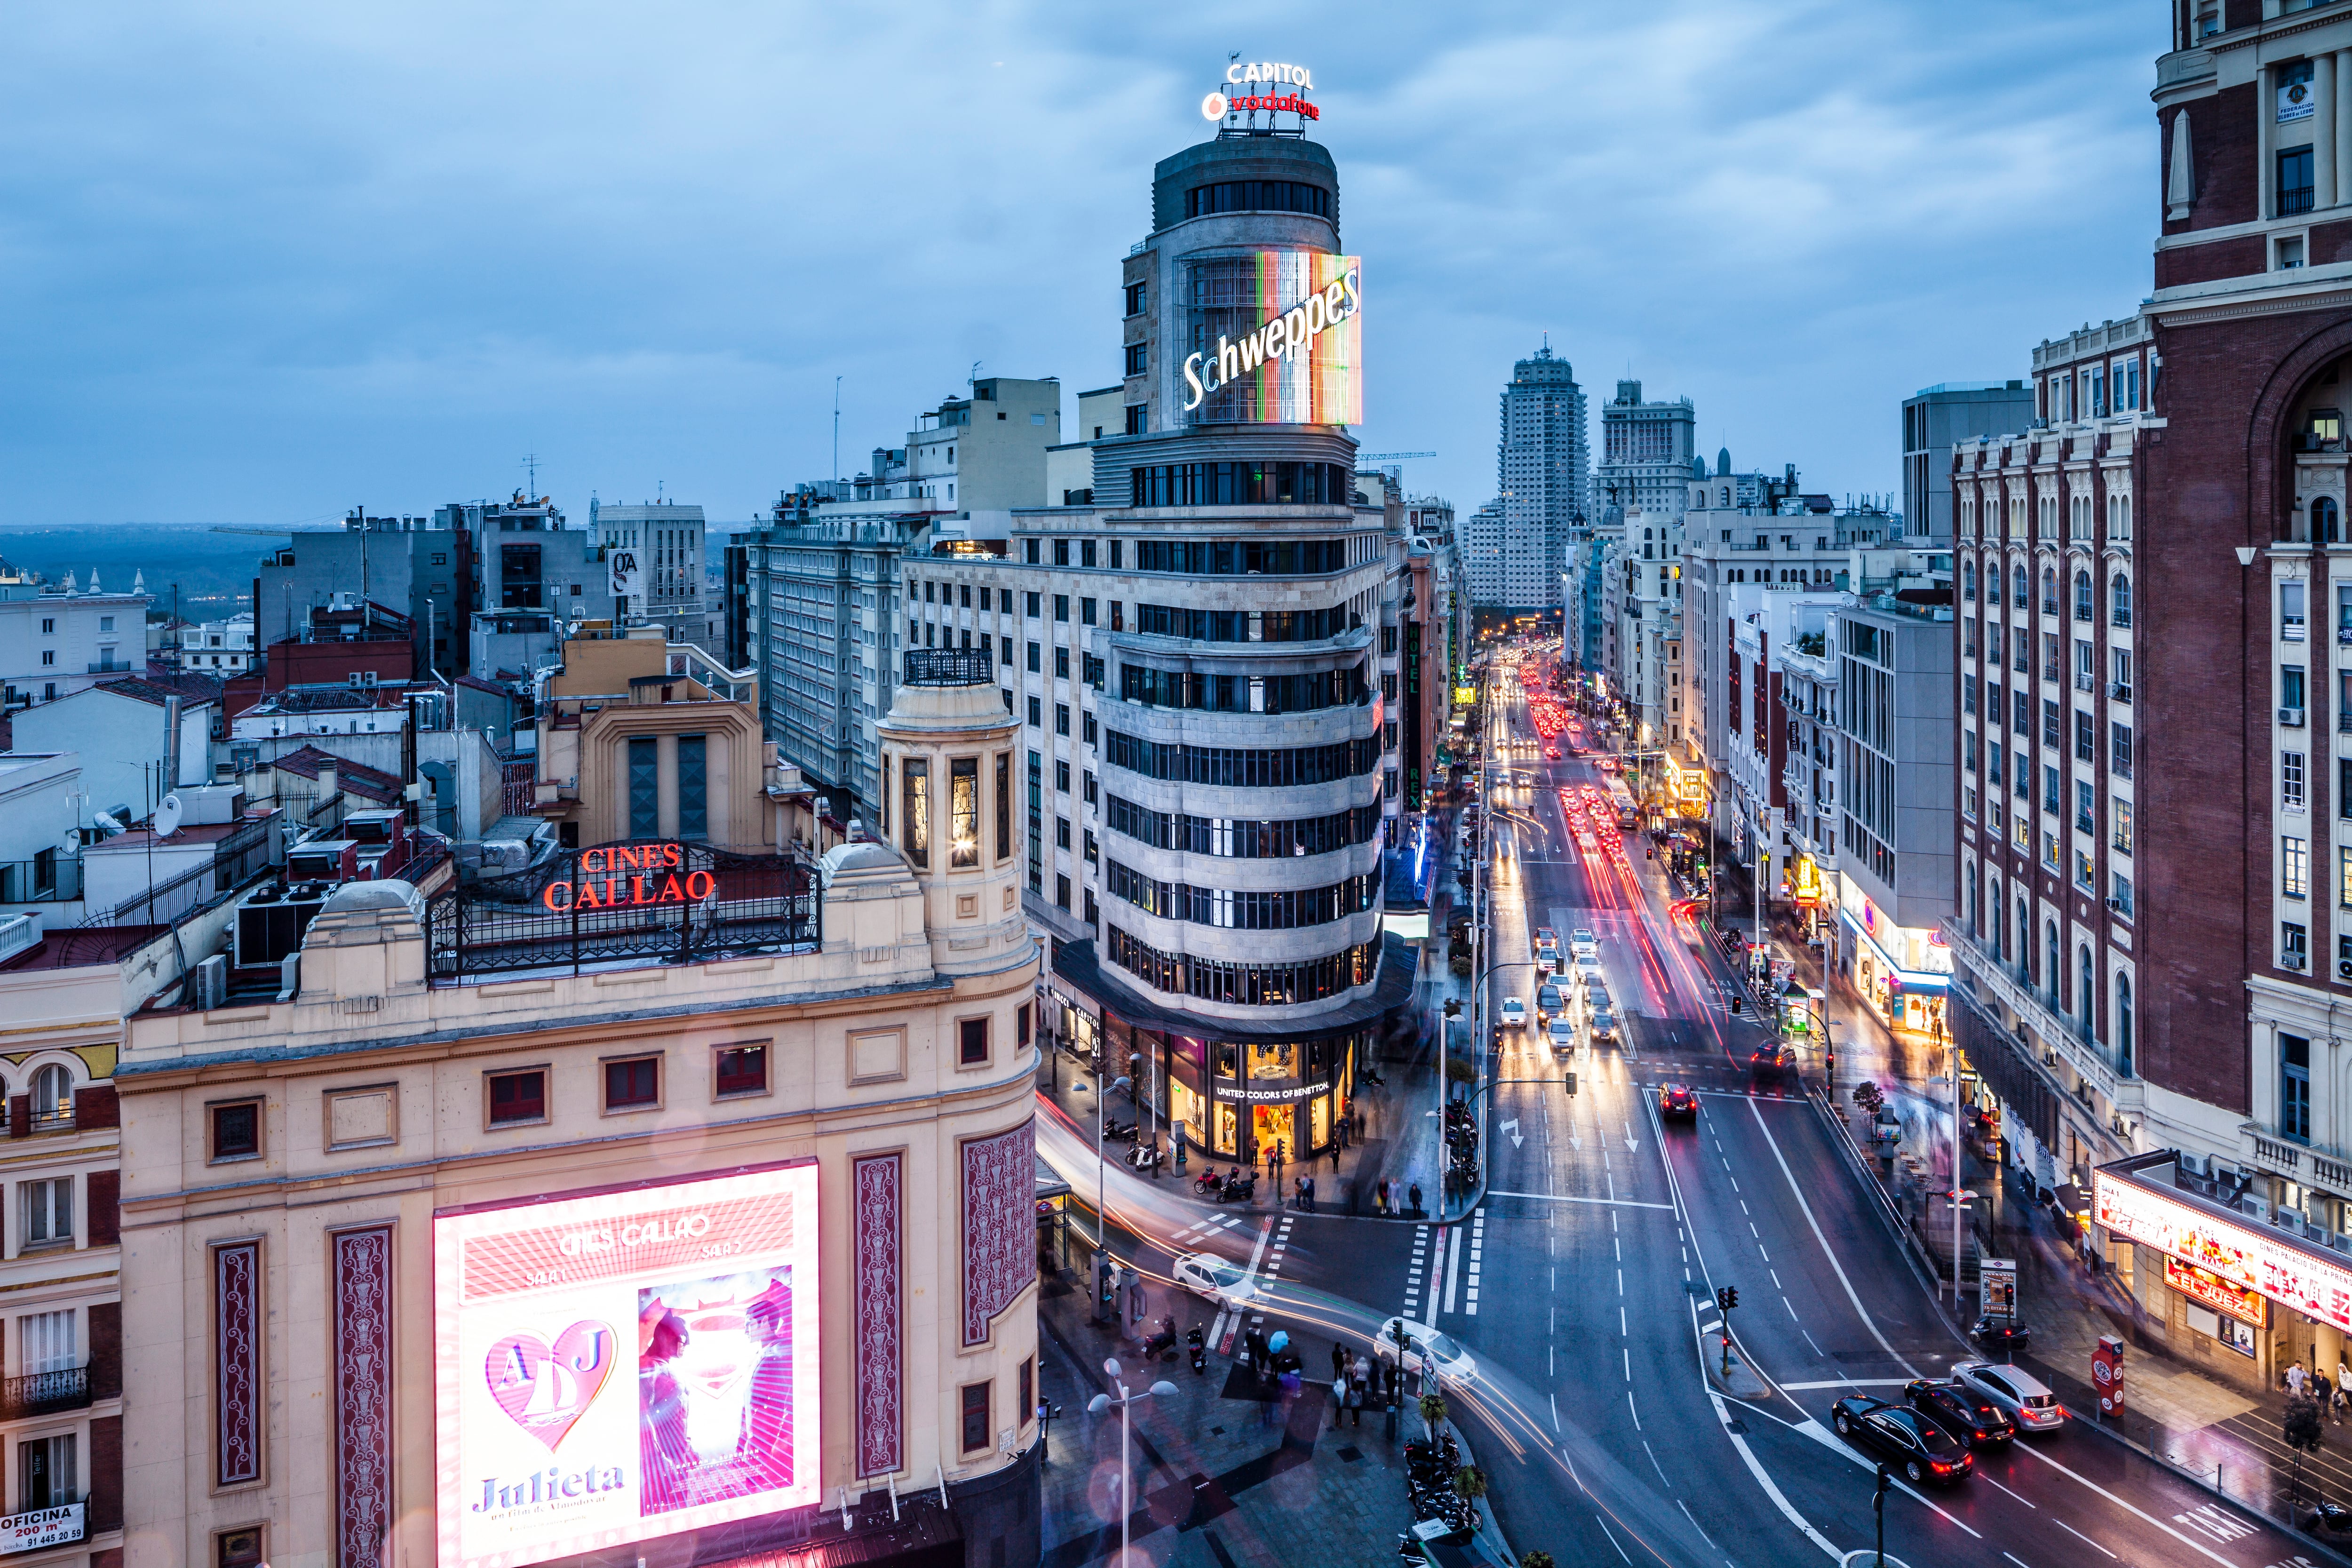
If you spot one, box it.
[542,843,717,913]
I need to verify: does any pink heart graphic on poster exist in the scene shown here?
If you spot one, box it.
[484,1321,618,1450]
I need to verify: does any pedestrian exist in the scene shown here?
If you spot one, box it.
[1330,1138,1341,1173]
[1304,1174,1317,1213]
[1332,1341,1349,1384]
[1408,1181,1423,1218]
[2289,1360,2310,1397]
[1374,1178,1388,1217]
[1243,1327,1265,1379]
[1332,1370,1350,1429]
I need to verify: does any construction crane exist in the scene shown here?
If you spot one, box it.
[1356,451,1436,463]
[1354,450,1437,495]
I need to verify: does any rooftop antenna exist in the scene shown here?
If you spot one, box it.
[970,360,983,391]
[833,376,843,484]
[524,453,538,497]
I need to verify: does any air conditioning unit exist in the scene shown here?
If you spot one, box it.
[2281,706,2308,727]
[2284,950,2310,971]
[2337,958,2352,980]
[193,953,229,1011]
[2108,681,2132,700]
[2105,897,2122,912]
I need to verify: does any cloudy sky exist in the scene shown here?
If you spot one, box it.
[1,2,2161,529]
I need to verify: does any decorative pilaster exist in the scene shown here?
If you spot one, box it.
[852,1154,904,1477]
[214,1242,261,1488]
[960,1119,1034,1346]
[334,1228,394,1568]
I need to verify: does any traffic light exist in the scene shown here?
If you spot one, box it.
[1716,1285,1739,1312]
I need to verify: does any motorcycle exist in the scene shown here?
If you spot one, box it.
[1217,1169,1258,1203]
[1192,1168,1223,1197]
[1101,1119,1136,1141]
[1125,1142,1164,1171]
[1142,1316,1178,1362]
[1186,1325,1207,1375]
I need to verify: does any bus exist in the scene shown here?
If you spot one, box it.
[1605,778,1638,830]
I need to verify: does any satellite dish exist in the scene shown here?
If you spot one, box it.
[56,831,78,859]
[154,795,184,839]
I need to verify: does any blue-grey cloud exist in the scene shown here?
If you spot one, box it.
[0,1,2162,527]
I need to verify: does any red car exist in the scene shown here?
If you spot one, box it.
[1658,1083,1697,1120]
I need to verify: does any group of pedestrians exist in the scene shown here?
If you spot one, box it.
[2285,1356,2351,1423]
[1327,1341,1399,1430]
[1372,1178,1423,1218]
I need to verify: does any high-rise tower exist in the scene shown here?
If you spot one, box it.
[1494,346,1588,613]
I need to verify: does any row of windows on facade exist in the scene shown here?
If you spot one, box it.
[873,752,1015,872]
[1104,924,1380,1006]
[1962,621,2136,696]
[1960,561,2134,625]
[1968,887,2136,1078]
[1103,858,1378,930]
[2036,357,2144,422]
[202,1045,802,1159]
[1959,493,2134,541]
[1116,661,1368,715]
[971,535,1356,575]
[1104,796,1382,859]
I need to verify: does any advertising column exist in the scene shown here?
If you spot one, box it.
[434,1162,822,1568]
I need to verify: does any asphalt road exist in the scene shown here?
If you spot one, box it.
[1036,664,2321,1568]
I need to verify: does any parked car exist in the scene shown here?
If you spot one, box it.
[1952,1361,2067,1433]
[1903,1378,2016,1447]
[1499,997,1526,1030]
[1658,1083,1697,1120]
[1830,1396,1976,1484]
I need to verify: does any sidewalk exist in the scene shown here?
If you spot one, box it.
[1033,1250,1513,1567]
[1802,946,2352,1546]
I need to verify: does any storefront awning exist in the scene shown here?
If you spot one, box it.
[1839,908,1950,991]
[1049,931,1422,1046]
[2097,1151,2352,1334]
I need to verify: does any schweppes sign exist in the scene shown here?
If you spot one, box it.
[1182,253,1361,422]
[543,843,718,912]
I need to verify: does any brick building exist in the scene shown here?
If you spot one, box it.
[1949,0,2352,1393]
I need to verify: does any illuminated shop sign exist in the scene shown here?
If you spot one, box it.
[434,1163,822,1568]
[542,843,718,913]
[1201,61,1319,124]
[2163,1255,2268,1327]
[2096,1167,2352,1332]
[1182,251,1362,425]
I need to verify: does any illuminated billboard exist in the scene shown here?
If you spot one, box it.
[434,1162,821,1568]
[2096,1166,2352,1332]
[1183,251,1360,426]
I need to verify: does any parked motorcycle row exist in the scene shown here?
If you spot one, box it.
[1398,1430,1477,1543]
[1443,1101,1480,1190]
[1192,1165,1258,1203]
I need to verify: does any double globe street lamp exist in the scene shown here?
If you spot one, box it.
[1088,1357,1178,1564]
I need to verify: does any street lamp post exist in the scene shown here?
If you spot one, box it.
[1088,1358,1177,1565]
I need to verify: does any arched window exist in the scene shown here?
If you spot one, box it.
[2115,973,2134,1075]
[2073,570,2092,620]
[29,1064,71,1132]
[2079,945,2096,1040]
[2013,564,2028,606]
[2019,898,2033,981]
[1963,560,1977,601]
[1968,872,1980,938]
[1719,486,1730,507]
[2042,567,2058,615]
[2318,495,2342,544]
[2046,922,2061,1005]
[2111,572,2133,628]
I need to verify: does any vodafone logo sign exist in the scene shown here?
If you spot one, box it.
[1203,61,1319,123]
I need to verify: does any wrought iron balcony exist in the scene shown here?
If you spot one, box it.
[2,1366,88,1417]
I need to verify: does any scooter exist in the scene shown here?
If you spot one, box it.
[1125,1142,1164,1171]
[1219,1170,1258,1203]
[1192,1168,1223,1197]
[1143,1316,1178,1362]
[1186,1325,1207,1375]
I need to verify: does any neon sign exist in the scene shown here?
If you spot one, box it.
[542,843,718,913]
[1182,252,1361,421]
[1202,62,1319,123]
[2097,1167,2352,1332]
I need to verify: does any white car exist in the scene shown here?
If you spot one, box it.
[1548,1016,1574,1053]
[1373,1316,1478,1385]
[1574,955,1604,991]
[1570,929,1598,958]
[1953,1361,2067,1432]
[1172,1252,1259,1310]
[1499,997,1527,1029]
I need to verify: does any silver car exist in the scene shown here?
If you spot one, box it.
[1952,1361,2067,1432]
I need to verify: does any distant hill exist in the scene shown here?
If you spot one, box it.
[0,522,326,619]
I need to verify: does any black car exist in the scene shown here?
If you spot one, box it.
[1970,1315,2032,1356]
[1903,1378,2017,1447]
[1749,1044,1797,1079]
[1659,1083,1698,1120]
[1830,1396,1976,1485]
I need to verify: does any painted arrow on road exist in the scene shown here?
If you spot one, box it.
[1501,1118,1524,1149]
[1624,1121,1640,1154]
